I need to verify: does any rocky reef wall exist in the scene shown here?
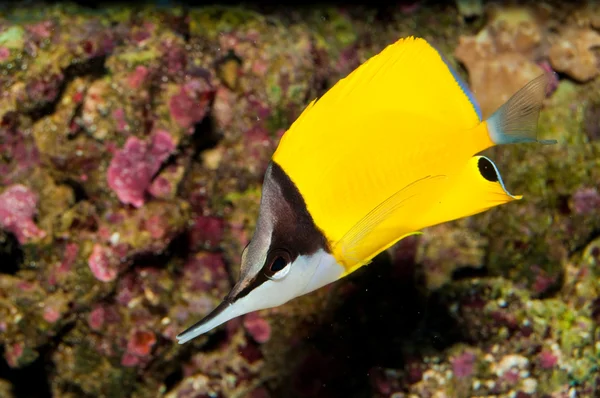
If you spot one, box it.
[0,1,600,397]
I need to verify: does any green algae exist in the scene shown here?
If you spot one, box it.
[311,8,357,49]
[73,342,104,374]
[582,237,600,278]
[0,25,24,50]
[456,0,484,18]
[0,379,13,398]
[189,6,273,39]
[437,272,600,395]
[114,49,159,68]
[224,185,262,231]
[540,80,585,146]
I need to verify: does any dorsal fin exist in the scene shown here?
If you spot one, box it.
[282,36,482,142]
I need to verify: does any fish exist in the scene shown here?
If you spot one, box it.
[176,36,557,344]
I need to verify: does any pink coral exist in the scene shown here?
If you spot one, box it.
[43,307,61,323]
[452,351,476,378]
[115,273,142,306]
[120,329,157,367]
[144,214,168,239]
[0,184,46,244]
[0,47,10,62]
[183,252,229,291]
[88,306,105,330]
[127,329,157,357]
[161,39,187,76]
[21,72,65,108]
[87,243,118,282]
[107,130,176,207]
[243,312,272,344]
[112,108,127,133]
[242,125,276,175]
[148,164,184,199]
[147,176,171,198]
[25,21,54,40]
[571,187,600,215]
[0,126,40,185]
[188,216,224,251]
[121,353,140,367]
[128,65,150,89]
[87,303,120,331]
[169,79,213,131]
[537,349,558,369]
[59,243,79,273]
[531,265,558,296]
[4,342,24,368]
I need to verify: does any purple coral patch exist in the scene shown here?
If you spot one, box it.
[243,312,272,344]
[128,65,150,89]
[537,349,558,369]
[572,187,600,215]
[188,216,224,251]
[107,131,176,207]
[451,351,476,378]
[87,243,117,282]
[0,47,10,62]
[0,184,46,244]
[169,79,213,131]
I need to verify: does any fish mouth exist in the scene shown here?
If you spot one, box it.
[176,298,234,344]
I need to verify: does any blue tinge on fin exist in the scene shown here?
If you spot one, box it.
[487,72,558,145]
[434,46,483,121]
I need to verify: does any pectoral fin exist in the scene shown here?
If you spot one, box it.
[333,174,449,273]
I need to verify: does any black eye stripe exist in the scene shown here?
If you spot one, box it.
[233,250,291,300]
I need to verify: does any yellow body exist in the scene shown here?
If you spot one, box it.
[272,36,537,273]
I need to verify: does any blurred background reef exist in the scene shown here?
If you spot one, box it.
[0,0,600,397]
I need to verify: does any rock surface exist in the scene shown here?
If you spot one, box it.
[0,2,599,398]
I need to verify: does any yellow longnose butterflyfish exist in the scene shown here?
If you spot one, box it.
[176,36,556,344]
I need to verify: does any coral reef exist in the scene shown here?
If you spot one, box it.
[0,2,599,398]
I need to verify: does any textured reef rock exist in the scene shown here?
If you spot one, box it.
[0,2,600,398]
[454,4,550,118]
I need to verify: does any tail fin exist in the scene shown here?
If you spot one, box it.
[486,72,558,146]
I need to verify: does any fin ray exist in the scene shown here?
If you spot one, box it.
[487,71,558,146]
[333,175,448,269]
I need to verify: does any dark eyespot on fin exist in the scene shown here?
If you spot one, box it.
[477,157,498,182]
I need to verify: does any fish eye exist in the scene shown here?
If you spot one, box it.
[265,249,291,280]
